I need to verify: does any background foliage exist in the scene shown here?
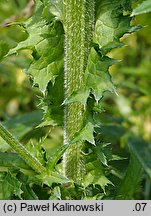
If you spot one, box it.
[0,0,151,200]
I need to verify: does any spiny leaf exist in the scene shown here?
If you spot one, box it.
[94,146,108,166]
[85,0,133,101]
[83,160,112,192]
[42,0,63,22]
[70,122,95,145]
[0,172,22,199]
[37,171,70,186]
[94,0,132,55]
[82,142,113,193]
[8,1,46,54]
[8,0,64,93]
[85,49,116,102]
[17,173,39,200]
[131,0,151,16]
[26,142,46,167]
[49,186,61,200]
[64,51,116,105]
[5,0,64,127]
[47,144,69,170]
[63,89,90,107]
[40,71,64,127]
[29,57,63,93]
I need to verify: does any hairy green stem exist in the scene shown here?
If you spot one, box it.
[0,123,46,174]
[63,0,95,182]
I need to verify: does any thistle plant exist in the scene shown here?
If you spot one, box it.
[0,0,149,199]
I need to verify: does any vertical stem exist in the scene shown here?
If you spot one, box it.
[63,0,95,182]
[0,123,46,174]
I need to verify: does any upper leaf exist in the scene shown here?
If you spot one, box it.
[42,0,63,22]
[5,0,64,127]
[94,0,132,55]
[8,0,64,94]
[131,0,151,16]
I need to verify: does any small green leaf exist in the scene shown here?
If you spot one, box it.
[29,59,63,93]
[8,1,64,94]
[0,172,22,199]
[43,0,63,22]
[85,49,116,102]
[63,89,90,107]
[96,149,108,166]
[83,160,112,192]
[40,72,64,127]
[94,0,132,55]
[111,155,127,161]
[48,144,69,170]
[37,171,70,186]
[49,186,61,200]
[17,173,38,200]
[131,0,151,16]
[70,122,95,145]
[26,142,46,167]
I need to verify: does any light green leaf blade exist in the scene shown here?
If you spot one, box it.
[37,171,70,186]
[96,148,108,166]
[7,0,64,93]
[49,186,61,200]
[83,160,112,193]
[70,122,95,145]
[47,144,69,170]
[42,0,63,22]
[131,0,151,16]
[94,0,132,55]
[85,49,116,101]
[63,89,90,107]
